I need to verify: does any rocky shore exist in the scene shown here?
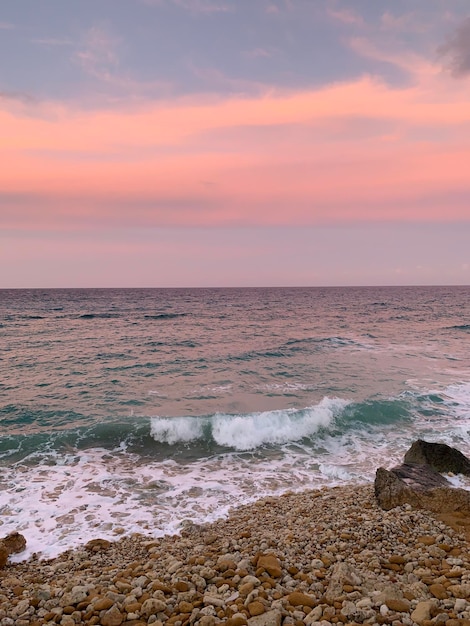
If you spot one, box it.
[1,483,469,626]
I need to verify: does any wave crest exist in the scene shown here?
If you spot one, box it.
[150,397,349,451]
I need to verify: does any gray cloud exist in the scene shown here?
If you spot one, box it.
[0,90,35,104]
[438,17,470,77]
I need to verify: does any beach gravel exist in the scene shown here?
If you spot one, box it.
[0,485,469,626]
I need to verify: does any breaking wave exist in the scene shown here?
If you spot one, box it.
[150,397,348,450]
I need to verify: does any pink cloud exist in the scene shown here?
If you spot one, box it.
[1,63,470,231]
[327,7,364,26]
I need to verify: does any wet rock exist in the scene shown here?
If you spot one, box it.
[1,532,27,555]
[374,465,470,513]
[404,440,470,476]
[85,538,112,551]
[0,543,8,569]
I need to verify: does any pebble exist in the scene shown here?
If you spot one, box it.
[1,485,468,626]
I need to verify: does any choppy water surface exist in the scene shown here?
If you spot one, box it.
[1,286,469,559]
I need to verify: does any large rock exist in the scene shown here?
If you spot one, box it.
[0,532,27,569]
[1,532,27,555]
[404,440,470,476]
[0,544,8,569]
[389,462,450,489]
[375,464,470,513]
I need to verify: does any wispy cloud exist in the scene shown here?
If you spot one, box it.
[327,7,364,26]
[0,21,14,30]
[174,0,232,13]
[0,90,35,105]
[438,17,470,77]
[32,37,74,47]
[379,11,428,35]
[243,48,273,59]
[142,0,233,13]
[348,36,435,80]
[265,1,294,15]
[187,63,269,95]
[75,25,120,81]
[2,52,470,233]
[71,24,173,101]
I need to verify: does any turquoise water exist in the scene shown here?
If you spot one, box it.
[1,286,469,558]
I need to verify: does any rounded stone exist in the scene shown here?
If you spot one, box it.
[430,584,449,600]
[248,601,265,616]
[100,605,124,626]
[287,593,316,609]
[141,598,167,617]
[385,598,411,612]
[94,597,115,611]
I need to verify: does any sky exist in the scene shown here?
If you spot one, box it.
[1,0,470,287]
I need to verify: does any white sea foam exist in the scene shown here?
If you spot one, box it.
[212,398,348,450]
[150,415,207,444]
[446,473,470,490]
[444,381,470,409]
[409,382,470,448]
[259,382,318,393]
[3,387,470,563]
[2,443,364,563]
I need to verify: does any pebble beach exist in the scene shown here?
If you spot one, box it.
[1,484,469,626]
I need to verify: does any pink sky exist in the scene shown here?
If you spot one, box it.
[1,2,469,286]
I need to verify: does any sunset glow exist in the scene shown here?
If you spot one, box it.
[1,1,469,286]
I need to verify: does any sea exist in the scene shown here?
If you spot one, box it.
[1,286,469,561]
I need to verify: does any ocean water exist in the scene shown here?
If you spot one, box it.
[1,286,469,560]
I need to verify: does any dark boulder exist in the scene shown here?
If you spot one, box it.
[404,439,470,476]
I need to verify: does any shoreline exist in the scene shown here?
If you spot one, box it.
[1,484,470,625]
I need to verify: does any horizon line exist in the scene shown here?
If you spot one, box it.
[1,283,469,290]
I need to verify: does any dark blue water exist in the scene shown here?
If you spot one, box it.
[1,286,469,558]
